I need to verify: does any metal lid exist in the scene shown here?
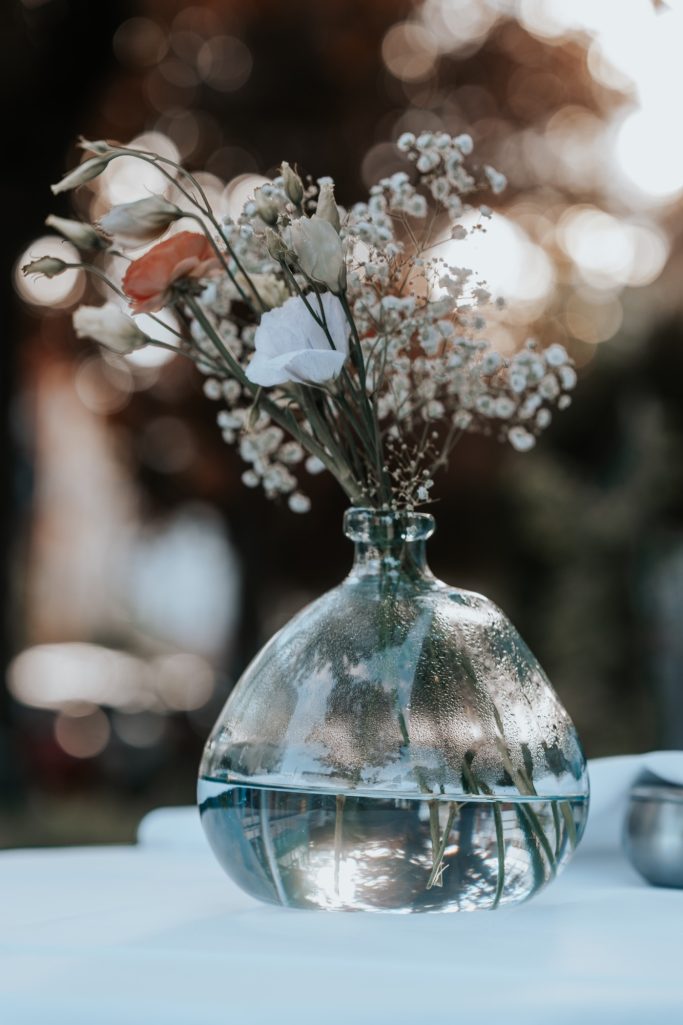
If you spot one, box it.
[630,783,683,804]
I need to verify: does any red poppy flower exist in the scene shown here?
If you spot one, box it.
[123,231,219,314]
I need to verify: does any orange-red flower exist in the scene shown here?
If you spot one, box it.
[122,231,219,314]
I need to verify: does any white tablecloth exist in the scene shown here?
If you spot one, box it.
[1,754,682,1025]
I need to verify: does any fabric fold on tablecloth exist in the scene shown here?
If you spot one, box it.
[137,750,683,859]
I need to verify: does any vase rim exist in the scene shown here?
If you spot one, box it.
[343,506,435,543]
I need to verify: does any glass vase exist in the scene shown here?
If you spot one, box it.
[199,508,589,912]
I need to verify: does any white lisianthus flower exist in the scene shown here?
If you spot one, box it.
[289,216,346,293]
[73,303,149,354]
[99,196,182,246]
[246,293,349,387]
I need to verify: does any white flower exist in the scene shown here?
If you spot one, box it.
[454,134,473,155]
[397,132,415,152]
[246,293,350,387]
[545,343,569,367]
[45,215,105,251]
[484,165,507,195]
[416,152,439,174]
[78,137,121,157]
[279,442,305,464]
[316,181,341,232]
[99,196,181,246]
[22,255,69,278]
[406,194,428,217]
[288,492,311,514]
[559,365,577,390]
[51,155,112,194]
[481,351,502,374]
[72,303,148,354]
[281,162,304,206]
[453,410,472,429]
[508,426,536,452]
[539,373,560,400]
[289,216,346,292]
[254,190,279,226]
[305,455,325,474]
[495,396,516,419]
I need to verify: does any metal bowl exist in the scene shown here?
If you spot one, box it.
[624,783,683,888]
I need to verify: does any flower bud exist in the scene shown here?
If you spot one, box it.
[264,228,289,261]
[73,303,149,354]
[22,255,70,278]
[316,181,341,232]
[45,215,107,251]
[51,156,113,195]
[99,195,182,246]
[254,189,279,226]
[289,215,346,293]
[78,137,121,156]
[281,161,304,206]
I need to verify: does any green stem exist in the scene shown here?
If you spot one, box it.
[183,294,363,502]
[492,802,506,908]
[559,801,578,850]
[334,794,346,895]
[426,801,459,890]
[338,293,391,505]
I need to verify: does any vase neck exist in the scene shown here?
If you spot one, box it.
[343,508,434,580]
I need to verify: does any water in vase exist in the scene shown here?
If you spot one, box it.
[198,777,588,913]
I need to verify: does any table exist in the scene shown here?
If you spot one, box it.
[1,755,682,1025]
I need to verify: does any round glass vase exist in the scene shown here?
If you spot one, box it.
[199,508,589,913]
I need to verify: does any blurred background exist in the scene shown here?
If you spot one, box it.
[2,0,682,848]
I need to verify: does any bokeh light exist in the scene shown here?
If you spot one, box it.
[54,705,111,759]
[96,132,180,206]
[436,212,555,311]
[558,206,669,290]
[197,36,253,92]
[9,643,153,712]
[563,291,624,346]
[112,17,168,67]
[74,354,134,416]
[8,642,215,719]
[224,173,270,220]
[381,22,438,82]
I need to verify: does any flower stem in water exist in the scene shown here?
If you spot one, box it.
[334,794,346,895]
[426,801,459,890]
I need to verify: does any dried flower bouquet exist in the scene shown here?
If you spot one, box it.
[25,131,576,515]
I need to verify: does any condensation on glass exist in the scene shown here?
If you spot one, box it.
[199,509,589,912]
